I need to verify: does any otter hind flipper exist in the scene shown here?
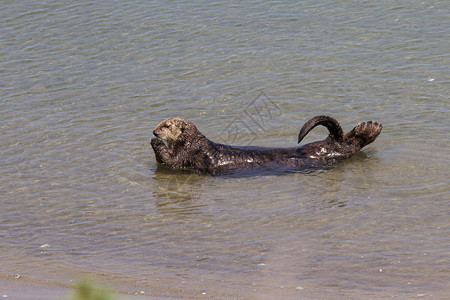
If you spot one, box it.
[344,120,383,150]
[297,115,344,144]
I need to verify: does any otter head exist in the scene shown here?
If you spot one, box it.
[153,118,190,150]
[152,118,207,169]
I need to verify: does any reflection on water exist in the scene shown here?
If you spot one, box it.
[152,168,207,215]
[1,0,449,298]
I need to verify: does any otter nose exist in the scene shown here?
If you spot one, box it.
[153,130,158,137]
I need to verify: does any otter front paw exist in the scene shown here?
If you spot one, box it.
[151,138,171,164]
[151,137,164,147]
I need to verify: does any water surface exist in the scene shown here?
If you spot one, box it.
[1,0,449,298]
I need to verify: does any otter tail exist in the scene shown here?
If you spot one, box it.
[298,115,344,144]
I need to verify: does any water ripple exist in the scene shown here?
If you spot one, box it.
[1,0,449,298]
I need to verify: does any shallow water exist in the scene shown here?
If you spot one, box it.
[1,0,449,298]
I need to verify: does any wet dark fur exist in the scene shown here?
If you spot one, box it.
[151,116,382,175]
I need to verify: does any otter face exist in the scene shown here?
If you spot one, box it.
[151,118,206,170]
[153,118,193,150]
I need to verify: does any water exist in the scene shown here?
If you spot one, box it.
[1,0,449,298]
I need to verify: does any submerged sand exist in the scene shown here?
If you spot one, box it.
[0,276,168,300]
[0,276,69,300]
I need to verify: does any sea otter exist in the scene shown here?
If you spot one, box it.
[151,116,382,175]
